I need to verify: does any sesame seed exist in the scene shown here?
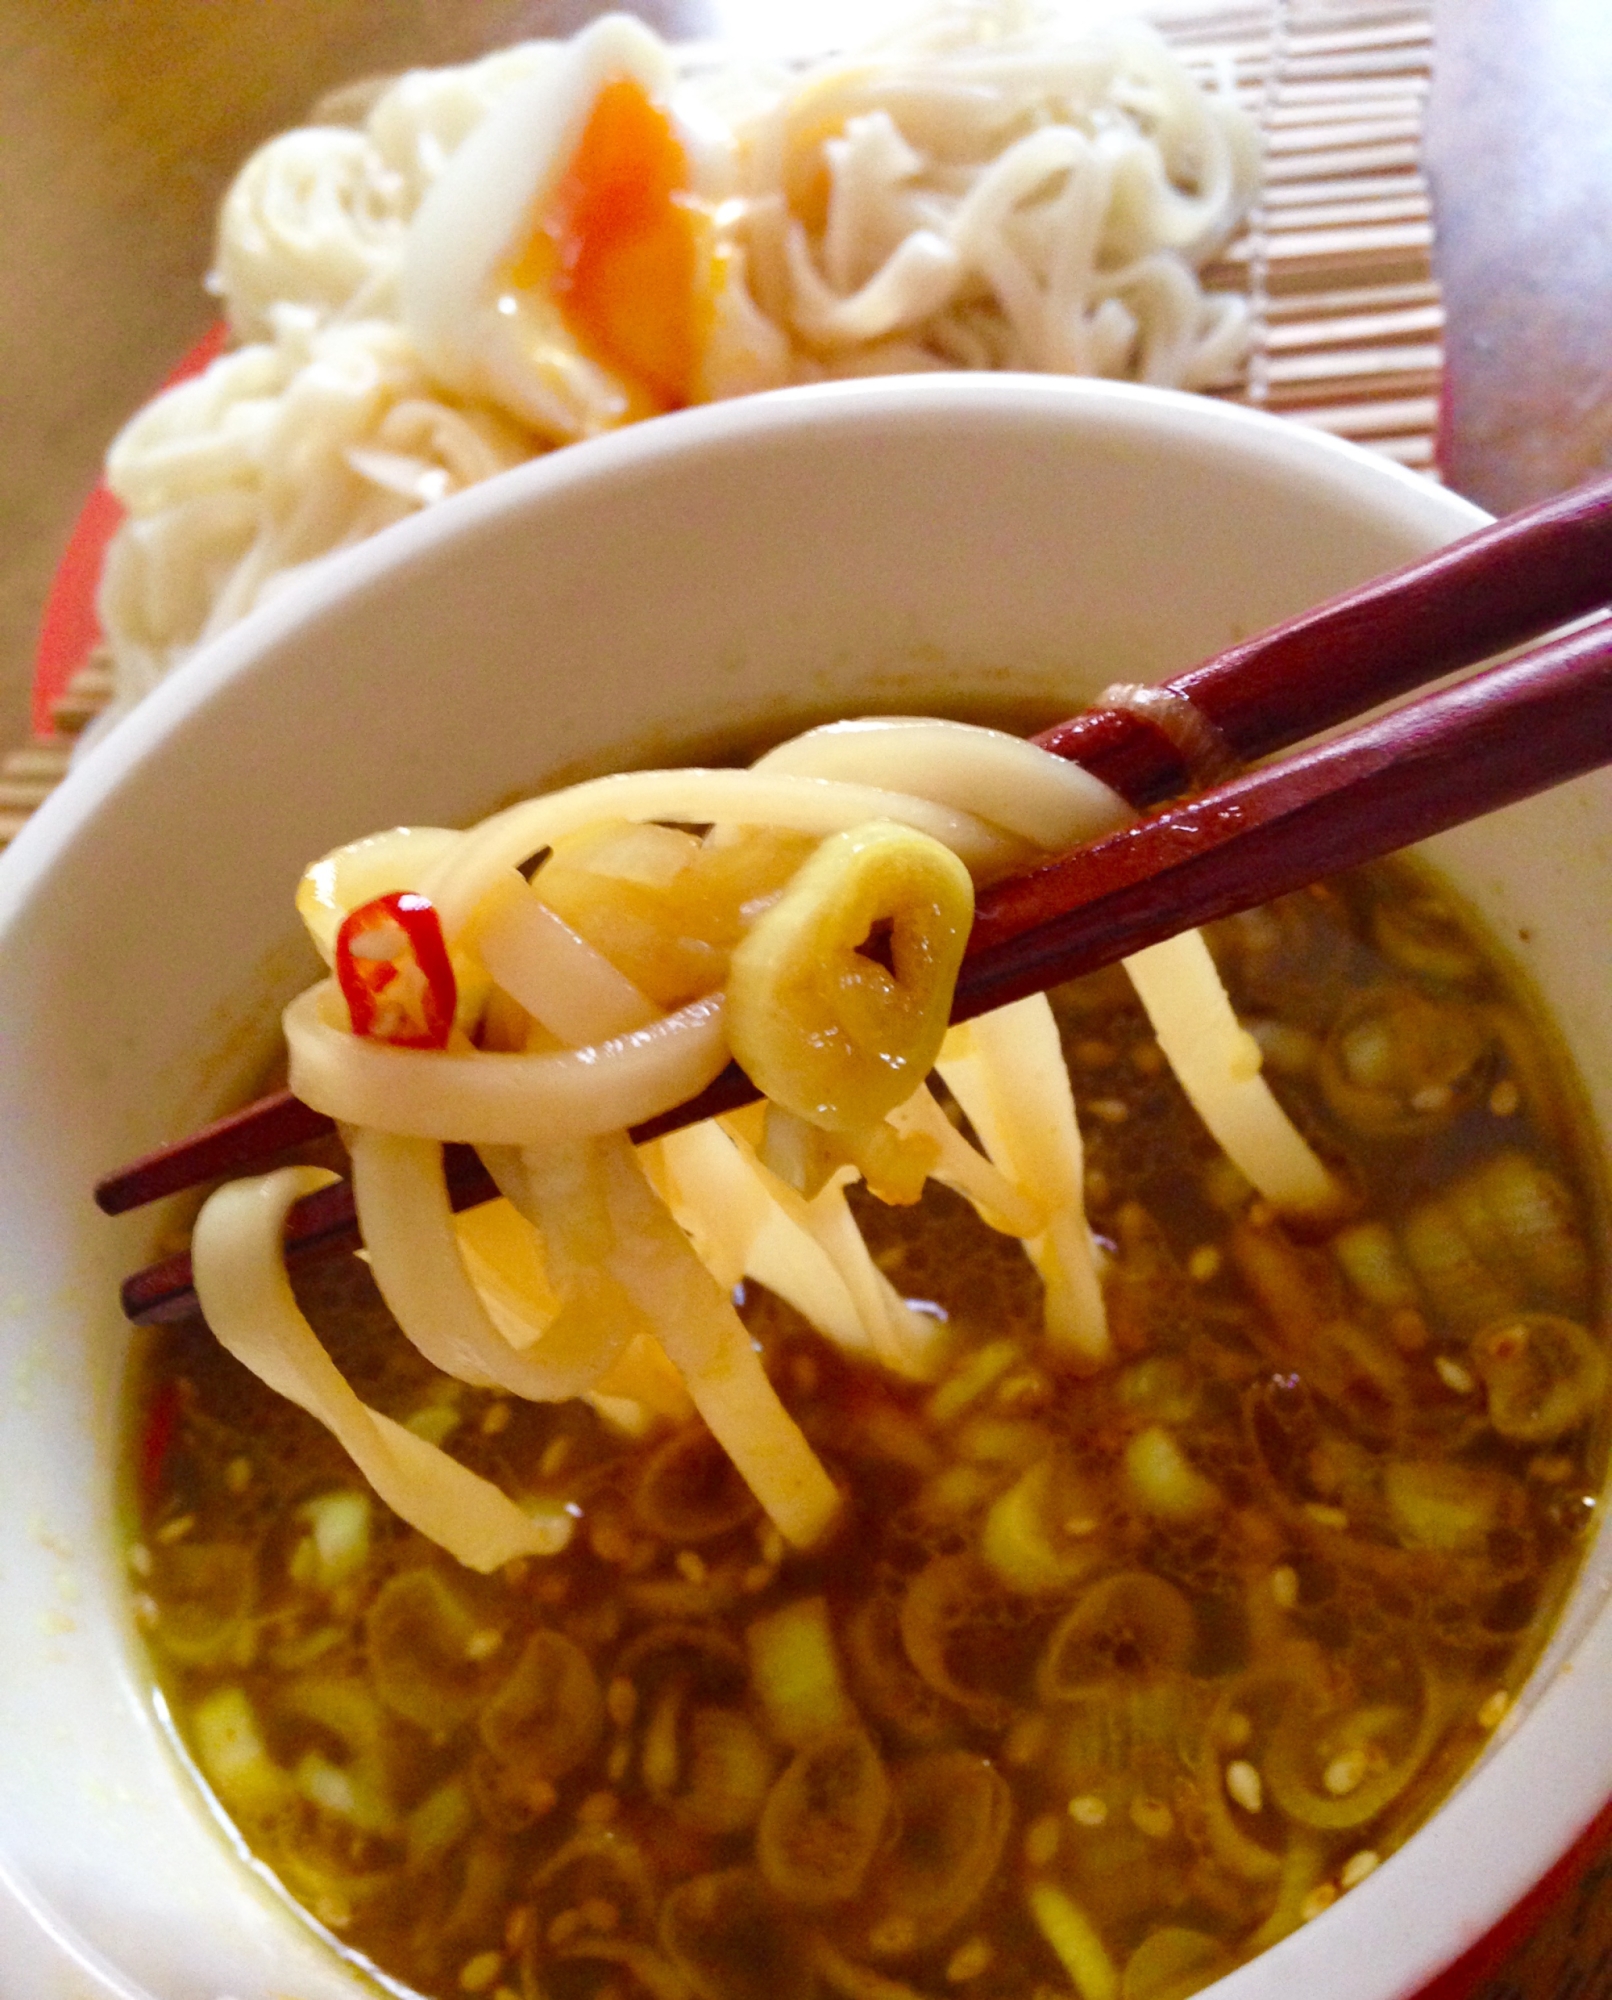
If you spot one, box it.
[155,1513,195,1544]
[675,1550,709,1584]
[1220,1710,1253,1752]
[1074,1039,1116,1071]
[480,1401,512,1436]
[946,1940,993,1983]
[459,1951,504,1993]
[1410,1084,1452,1114]
[1434,1355,1476,1395]
[1323,1749,1368,1797]
[1131,1041,1165,1077]
[1023,1814,1063,1868]
[127,1542,153,1578]
[1270,1565,1299,1609]
[131,1592,159,1628]
[539,1435,574,1479]
[606,1677,637,1729]
[1303,1503,1349,1530]
[504,1907,534,1953]
[995,1369,1050,1411]
[1187,1245,1223,1284]
[1300,1884,1338,1924]
[606,1740,631,1784]
[758,1523,786,1567]
[1341,1851,1380,1890]
[589,1521,636,1565]
[1089,1098,1129,1125]
[1489,1079,1521,1117]
[1068,1793,1108,1827]
[312,1888,353,1930]
[225,1456,253,1494]
[1225,1761,1264,1814]
[1479,1690,1511,1730]
[463,1627,503,1662]
[1389,1308,1429,1354]
[1130,1797,1175,1840]
[870,1916,917,1957]
[1004,1714,1050,1767]
[741,1564,773,1592]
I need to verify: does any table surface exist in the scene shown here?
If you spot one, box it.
[3,2,1612,1992]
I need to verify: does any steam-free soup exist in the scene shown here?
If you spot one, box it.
[129,855,1605,2000]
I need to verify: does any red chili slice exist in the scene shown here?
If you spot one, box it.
[139,1376,182,1502]
[335,891,458,1050]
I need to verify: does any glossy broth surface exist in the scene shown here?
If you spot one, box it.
[129,859,1607,2000]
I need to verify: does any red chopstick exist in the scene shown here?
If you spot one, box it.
[97,468,1612,1227]
[115,617,1612,1326]
[1035,466,1612,806]
[962,613,1612,1012]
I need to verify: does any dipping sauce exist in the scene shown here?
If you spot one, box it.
[128,856,1605,2000]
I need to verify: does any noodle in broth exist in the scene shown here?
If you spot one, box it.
[129,713,1606,2000]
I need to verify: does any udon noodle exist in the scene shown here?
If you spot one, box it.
[189,716,1341,1564]
[94,3,1256,725]
[133,711,1607,2000]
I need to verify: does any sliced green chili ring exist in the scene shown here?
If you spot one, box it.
[864,1750,1012,1950]
[756,1726,891,1906]
[1265,1667,1444,1832]
[1120,1925,1233,2000]
[1472,1313,1608,1444]
[364,1567,501,1734]
[660,1868,813,2000]
[477,1628,604,1784]
[1036,1573,1196,1703]
[632,1422,763,1543]
[727,819,973,1133]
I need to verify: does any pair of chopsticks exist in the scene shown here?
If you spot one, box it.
[104,471,1612,1326]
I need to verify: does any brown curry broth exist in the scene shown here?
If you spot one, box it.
[129,857,1606,2000]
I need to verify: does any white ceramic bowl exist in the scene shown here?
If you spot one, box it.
[1,375,1608,2000]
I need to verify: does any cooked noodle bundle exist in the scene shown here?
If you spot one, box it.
[97,315,532,714]
[95,3,1255,723]
[192,716,1340,1573]
[729,5,1257,383]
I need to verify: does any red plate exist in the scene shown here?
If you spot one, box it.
[31,322,228,736]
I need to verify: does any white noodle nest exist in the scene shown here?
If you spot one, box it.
[95,2,1256,720]
[96,312,533,716]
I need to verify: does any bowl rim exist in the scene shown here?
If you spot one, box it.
[3,371,1478,925]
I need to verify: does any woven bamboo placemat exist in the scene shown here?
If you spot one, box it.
[1163,0,1440,466]
[0,0,1442,849]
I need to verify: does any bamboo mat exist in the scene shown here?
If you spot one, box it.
[1158,0,1439,466]
[0,0,1440,847]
